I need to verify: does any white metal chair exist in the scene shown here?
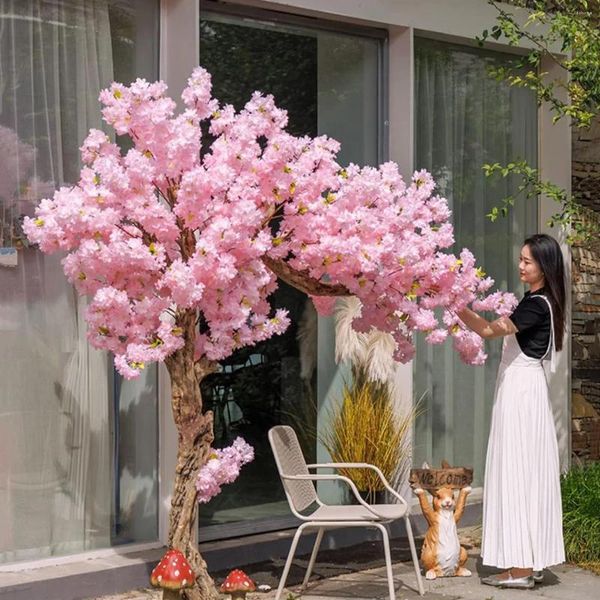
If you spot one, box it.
[268,425,425,599]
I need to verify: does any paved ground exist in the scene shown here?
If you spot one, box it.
[93,527,599,600]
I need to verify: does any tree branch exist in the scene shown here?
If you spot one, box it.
[489,1,568,72]
[262,255,350,296]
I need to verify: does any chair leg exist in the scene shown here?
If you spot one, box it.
[405,515,425,596]
[301,526,324,590]
[375,523,396,600]
[275,524,306,600]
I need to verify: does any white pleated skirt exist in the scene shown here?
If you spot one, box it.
[481,335,565,571]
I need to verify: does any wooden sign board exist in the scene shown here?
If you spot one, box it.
[409,466,473,491]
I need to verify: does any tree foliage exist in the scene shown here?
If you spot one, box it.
[24,68,518,375]
[479,0,600,244]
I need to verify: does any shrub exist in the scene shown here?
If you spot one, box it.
[561,461,600,564]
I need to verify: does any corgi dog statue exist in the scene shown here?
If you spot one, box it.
[413,485,472,579]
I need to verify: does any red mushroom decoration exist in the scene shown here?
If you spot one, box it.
[150,548,195,599]
[220,569,256,600]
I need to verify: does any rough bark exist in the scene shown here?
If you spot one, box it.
[164,310,219,600]
[262,255,349,296]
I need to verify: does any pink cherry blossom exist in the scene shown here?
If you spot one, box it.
[311,296,337,316]
[196,437,255,503]
[24,66,517,380]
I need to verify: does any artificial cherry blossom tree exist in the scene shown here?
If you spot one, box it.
[24,68,515,600]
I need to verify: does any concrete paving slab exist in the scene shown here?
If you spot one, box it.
[92,538,599,600]
[2,501,484,600]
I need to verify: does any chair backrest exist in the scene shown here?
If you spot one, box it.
[268,425,318,513]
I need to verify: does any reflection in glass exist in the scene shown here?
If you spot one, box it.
[107,0,160,550]
[198,11,381,535]
[199,16,318,533]
[0,0,159,563]
[413,38,538,485]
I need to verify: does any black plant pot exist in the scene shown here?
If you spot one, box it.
[350,489,387,505]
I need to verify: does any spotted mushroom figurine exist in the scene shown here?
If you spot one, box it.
[220,569,256,600]
[150,548,195,599]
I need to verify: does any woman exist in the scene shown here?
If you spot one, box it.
[457,233,566,589]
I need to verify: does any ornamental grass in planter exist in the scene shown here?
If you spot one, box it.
[561,461,600,571]
[320,297,419,502]
[320,368,417,502]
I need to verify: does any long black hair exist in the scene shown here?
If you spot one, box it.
[523,234,566,351]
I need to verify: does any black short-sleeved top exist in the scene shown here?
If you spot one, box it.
[509,289,551,359]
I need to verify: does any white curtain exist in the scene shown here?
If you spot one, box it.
[413,38,538,486]
[0,0,113,562]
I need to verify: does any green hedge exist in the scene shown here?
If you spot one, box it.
[561,462,600,563]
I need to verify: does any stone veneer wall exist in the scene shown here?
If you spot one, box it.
[571,118,600,463]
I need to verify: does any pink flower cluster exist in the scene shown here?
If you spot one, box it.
[24,66,516,376]
[195,437,254,503]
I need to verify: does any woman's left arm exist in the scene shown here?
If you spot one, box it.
[457,307,518,340]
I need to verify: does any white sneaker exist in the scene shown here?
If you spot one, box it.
[481,574,535,589]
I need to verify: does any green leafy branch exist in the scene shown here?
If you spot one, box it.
[478,1,600,127]
[483,160,600,245]
[478,1,600,243]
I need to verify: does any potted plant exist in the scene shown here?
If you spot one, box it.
[321,373,415,503]
[320,298,418,503]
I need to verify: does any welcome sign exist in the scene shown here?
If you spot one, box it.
[409,463,473,490]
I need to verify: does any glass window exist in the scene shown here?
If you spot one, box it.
[198,8,382,538]
[0,0,159,563]
[413,38,538,485]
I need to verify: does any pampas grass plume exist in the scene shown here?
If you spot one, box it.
[334,296,367,366]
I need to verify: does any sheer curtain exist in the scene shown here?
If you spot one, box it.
[413,38,538,486]
[0,0,113,562]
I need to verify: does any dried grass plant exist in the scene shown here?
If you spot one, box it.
[320,368,418,499]
[334,297,398,384]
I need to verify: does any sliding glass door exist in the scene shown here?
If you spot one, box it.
[198,5,384,539]
[413,37,538,485]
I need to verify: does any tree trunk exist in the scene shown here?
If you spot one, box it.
[164,311,219,600]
